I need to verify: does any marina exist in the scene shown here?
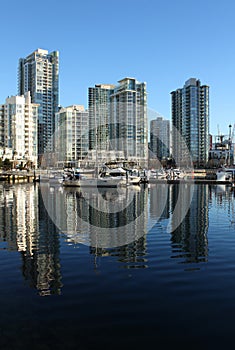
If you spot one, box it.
[1,166,234,187]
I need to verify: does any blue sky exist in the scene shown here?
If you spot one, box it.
[1,0,235,136]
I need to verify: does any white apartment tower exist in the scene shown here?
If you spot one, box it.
[18,49,59,162]
[55,105,89,167]
[1,92,38,167]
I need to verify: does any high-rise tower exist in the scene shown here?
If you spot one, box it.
[150,117,170,160]
[110,78,148,167]
[88,84,115,151]
[171,78,209,167]
[88,78,148,168]
[55,105,89,168]
[18,49,59,162]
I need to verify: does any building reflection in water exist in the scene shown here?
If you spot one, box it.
[209,184,235,228]
[41,184,149,268]
[149,183,170,221]
[90,236,148,270]
[42,184,149,249]
[0,184,62,296]
[0,182,233,294]
[209,184,234,205]
[169,184,209,264]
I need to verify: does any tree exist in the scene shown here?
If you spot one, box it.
[3,158,12,170]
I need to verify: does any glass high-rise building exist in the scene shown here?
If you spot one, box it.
[150,117,170,160]
[88,78,148,168]
[18,49,59,162]
[171,78,209,167]
[88,84,115,151]
[110,78,148,168]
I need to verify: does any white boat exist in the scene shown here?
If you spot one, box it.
[222,167,235,181]
[166,168,185,180]
[216,168,234,183]
[128,176,141,185]
[62,172,121,188]
[216,171,229,182]
[128,169,142,185]
[148,169,166,181]
[101,167,141,186]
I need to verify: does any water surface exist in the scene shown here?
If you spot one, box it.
[0,182,234,349]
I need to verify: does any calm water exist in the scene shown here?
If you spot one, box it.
[0,182,235,349]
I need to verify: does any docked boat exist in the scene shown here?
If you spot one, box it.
[101,167,141,186]
[222,167,235,181]
[165,168,186,180]
[62,171,122,188]
[216,167,235,184]
[216,170,230,182]
[148,169,166,182]
[128,169,142,185]
[62,178,121,188]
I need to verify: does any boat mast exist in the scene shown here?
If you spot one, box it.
[95,102,98,177]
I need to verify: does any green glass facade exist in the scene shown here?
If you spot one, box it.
[171,78,209,166]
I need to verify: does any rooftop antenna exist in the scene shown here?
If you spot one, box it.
[229,124,232,141]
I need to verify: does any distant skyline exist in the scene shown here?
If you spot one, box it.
[1,0,235,136]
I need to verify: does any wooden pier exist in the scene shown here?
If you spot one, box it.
[0,170,39,183]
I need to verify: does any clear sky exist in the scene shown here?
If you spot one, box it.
[1,0,235,136]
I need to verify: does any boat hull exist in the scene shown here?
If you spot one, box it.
[63,178,120,188]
